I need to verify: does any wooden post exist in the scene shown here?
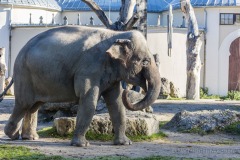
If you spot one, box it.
[0,48,6,93]
[180,0,202,100]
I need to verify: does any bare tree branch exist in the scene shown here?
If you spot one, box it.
[180,0,199,36]
[82,0,147,35]
[119,0,137,24]
[82,0,112,28]
[123,13,139,31]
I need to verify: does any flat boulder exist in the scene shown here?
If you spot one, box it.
[54,112,159,136]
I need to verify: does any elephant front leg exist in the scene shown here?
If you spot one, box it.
[71,86,99,147]
[103,82,132,145]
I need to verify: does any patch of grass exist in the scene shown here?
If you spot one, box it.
[84,156,205,160]
[86,131,114,141]
[0,144,73,160]
[159,121,169,128]
[224,121,240,135]
[167,97,185,100]
[38,127,70,139]
[200,88,240,101]
[200,87,220,99]
[180,127,215,136]
[221,91,240,100]
[38,127,167,142]
[129,132,167,142]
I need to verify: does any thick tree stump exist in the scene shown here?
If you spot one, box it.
[181,0,202,100]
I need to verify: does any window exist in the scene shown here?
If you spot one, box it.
[219,13,240,25]
[220,14,234,25]
[235,14,240,24]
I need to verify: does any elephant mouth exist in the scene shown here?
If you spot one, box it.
[122,65,161,111]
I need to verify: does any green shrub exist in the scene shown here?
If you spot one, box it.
[226,91,240,100]
[200,88,220,99]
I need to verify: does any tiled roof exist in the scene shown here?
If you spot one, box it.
[56,0,162,12]
[0,0,240,12]
[56,0,240,12]
[157,0,240,12]
[0,0,61,11]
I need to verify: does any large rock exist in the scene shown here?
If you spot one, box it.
[170,81,181,98]
[5,77,14,95]
[158,77,181,99]
[54,117,76,136]
[54,112,160,136]
[164,110,240,133]
[159,78,170,99]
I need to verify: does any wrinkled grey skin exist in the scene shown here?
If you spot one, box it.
[4,26,160,147]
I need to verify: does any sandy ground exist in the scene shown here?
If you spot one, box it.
[1,97,240,159]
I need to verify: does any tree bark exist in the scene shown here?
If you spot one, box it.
[180,0,202,100]
[136,0,147,38]
[82,0,147,33]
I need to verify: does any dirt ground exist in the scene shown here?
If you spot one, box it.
[1,97,240,159]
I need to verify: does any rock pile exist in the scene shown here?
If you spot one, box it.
[159,77,181,99]
[164,110,240,134]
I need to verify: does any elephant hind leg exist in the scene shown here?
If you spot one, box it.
[4,101,28,140]
[21,102,43,140]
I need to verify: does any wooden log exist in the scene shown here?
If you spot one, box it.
[180,0,202,100]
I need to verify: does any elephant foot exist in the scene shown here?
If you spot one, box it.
[114,135,132,145]
[21,132,39,140]
[4,122,20,140]
[70,136,90,147]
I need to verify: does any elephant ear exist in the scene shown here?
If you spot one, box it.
[106,39,134,66]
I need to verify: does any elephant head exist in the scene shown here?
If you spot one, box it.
[106,31,161,111]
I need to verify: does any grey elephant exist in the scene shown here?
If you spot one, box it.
[4,26,161,147]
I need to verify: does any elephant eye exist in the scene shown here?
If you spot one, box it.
[142,59,150,66]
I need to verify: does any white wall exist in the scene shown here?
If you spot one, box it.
[10,27,57,75]
[160,8,206,28]
[0,6,10,76]
[205,8,220,95]
[11,8,61,25]
[62,11,160,26]
[148,27,197,97]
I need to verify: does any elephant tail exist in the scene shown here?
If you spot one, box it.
[0,79,13,102]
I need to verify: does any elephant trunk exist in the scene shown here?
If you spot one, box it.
[122,63,161,111]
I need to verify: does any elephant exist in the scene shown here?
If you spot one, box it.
[4,26,161,147]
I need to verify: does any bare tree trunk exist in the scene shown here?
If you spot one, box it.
[180,0,202,100]
[82,0,146,34]
[136,0,147,38]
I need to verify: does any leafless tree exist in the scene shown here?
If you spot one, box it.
[181,0,202,100]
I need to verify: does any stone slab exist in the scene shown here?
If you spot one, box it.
[54,112,160,136]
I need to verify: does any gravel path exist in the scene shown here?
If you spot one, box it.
[1,97,240,159]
